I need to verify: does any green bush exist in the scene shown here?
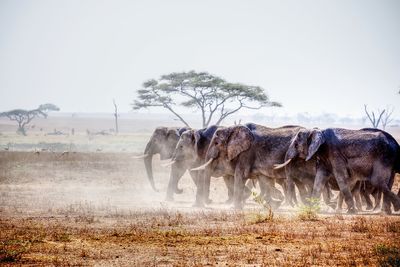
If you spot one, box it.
[298,197,321,221]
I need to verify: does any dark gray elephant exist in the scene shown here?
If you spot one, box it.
[196,123,312,209]
[277,127,400,213]
[136,126,190,192]
[164,125,256,205]
[164,126,224,202]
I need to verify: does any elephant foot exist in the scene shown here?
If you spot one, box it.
[165,195,174,202]
[327,202,337,210]
[192,201,205,208]
[205,198,212,205]
[365,205,373,211]
[382,207,392,215]
[268,200,282,210]
[373,205,381,212]
[175,188,183,194]
[233,202,244,210]
[393,203,400,212]
[281,200,294,207]
[347,207,357,214]
[225,198,233,204]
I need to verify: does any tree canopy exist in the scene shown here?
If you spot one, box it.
[133,71,281,127]
[0,103,60,135]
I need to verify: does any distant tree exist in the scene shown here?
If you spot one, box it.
[381,106,394,130]
[132,71,281,127]
[113,99,119,134]
[0,103,60,135]
[364,105,385,128]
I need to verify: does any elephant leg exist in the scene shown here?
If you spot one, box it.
[373,190,382,211]
[331,167,355,214]
[311,168,331,209]
[258,176,272,201]
[166,164,187,201]
[322,185,336,209]
[242,179,253,201]
[353,184,363,212]
[223,175,234,204]
[295,180,310,205]
[371,170,399,213]
[363,190,374,211]
[271,187,284,201]
[202,172,212,205]
[233,167,247,209]
[258,177,282,209]
[278,178,297,206]
[336,193,344,211]
[193,170,206,207]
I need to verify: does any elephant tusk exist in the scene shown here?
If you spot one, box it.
[132,154,149,159]
[273,158,292,170]
[191,158,213,171]
[161,160,176,167]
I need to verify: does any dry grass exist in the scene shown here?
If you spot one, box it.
[1,212,399,266]
[0,151,400,266]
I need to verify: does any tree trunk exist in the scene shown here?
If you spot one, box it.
[113,99,119,134]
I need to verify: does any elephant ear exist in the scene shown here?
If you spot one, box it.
[227,126,253,161]
[178,127,189,136]
[306,129,325,161]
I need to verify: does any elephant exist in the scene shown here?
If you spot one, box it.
[276,127,400,213]
[164,125,255,205]
[195,123,316,209]
[136,126,190,192]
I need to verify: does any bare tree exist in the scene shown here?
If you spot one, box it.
[113,99,119,134]
[381,106,394,130]
[0,103,59,135]
[133,71,281,127]
[364,105,385,128]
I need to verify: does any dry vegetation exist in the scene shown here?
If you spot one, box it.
[1,136,400,265]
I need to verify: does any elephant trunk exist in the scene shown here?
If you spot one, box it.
[144,141,157,192]
[284,151,298,206]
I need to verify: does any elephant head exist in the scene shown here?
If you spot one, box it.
[142,127,184,191]
[170,129,201,163]
[275,128,325,169]
[190,125,253,206]
[274,128,325,205]
[205,125,253,166]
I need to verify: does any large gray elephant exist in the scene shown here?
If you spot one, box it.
[164,125,225,202]
[164,125,257,205]
[137,126,190,192]
[277,127,400,213]
[196,123,313,209]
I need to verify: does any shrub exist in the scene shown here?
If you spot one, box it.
[298,198,320,221]
[246,191,274,224]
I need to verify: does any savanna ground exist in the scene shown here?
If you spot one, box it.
[1,117,400,266]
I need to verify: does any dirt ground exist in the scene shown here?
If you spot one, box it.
[0,151,400,266]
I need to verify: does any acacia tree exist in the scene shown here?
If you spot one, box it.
[0,103,60,135]
[133,71,281,127]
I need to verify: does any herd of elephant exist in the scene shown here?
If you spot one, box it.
[135,123,400,214]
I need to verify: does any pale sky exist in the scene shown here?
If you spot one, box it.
[0,0,399,118]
